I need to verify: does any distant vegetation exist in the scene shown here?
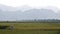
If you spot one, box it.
[0,19,60,23]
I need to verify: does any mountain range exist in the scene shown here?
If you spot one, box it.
[0,4,60,21]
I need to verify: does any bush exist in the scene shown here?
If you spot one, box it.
[0,25,10,29]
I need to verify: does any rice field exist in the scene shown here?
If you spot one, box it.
[0,23,60,34]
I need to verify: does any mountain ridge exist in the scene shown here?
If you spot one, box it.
[0,4,60,21]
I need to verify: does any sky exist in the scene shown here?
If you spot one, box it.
[0,0,60,8]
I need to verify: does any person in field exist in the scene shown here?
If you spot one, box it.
[9,25,14,31]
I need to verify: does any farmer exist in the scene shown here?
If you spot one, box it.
[9,25,14,31]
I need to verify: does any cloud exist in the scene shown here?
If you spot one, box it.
[0,0,60,8]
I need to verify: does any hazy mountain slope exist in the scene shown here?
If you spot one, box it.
[22,9,56,19]
[0,8,56,20]
[0,4,60,21]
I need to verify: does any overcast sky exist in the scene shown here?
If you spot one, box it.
[0,0,60,8]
